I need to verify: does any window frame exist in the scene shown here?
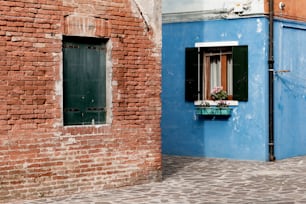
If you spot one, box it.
[185,44,248,102]
[203,50,233,100]
[62,36,109,126]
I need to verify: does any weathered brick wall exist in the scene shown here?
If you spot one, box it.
[0,0,161,202]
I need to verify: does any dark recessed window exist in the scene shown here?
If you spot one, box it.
[63,36,107,125]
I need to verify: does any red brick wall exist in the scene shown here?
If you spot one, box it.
[0,0,161,202]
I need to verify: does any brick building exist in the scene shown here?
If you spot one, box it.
[0,0,162,202]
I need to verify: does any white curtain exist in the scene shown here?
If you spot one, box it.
[210,56,221,90]
[227,55,233,95]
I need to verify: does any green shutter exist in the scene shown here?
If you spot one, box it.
[185,48,200,101]
[63,42,83,125]
[63,38,106,125]
[232,46,248,101]
[83,44,106,125]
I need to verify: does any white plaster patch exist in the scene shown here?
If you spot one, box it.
[117,91,121,100]
[33,43,46,48]
[245,114,253,120]
[221,33,228,37]
[23,162,29,168]
[66,137,77,145]
[237,33,242,39]
[232,108,240,133]
[131,0,161,49]
[256,19,262,33]
[252,74,263,98]
[193,112,198,120]
[167,70,174,76]
[53,132,62,137]
[163,0,264,14]
[55,81,62,96]
[254,74,262,82]
[45,33,62,39]
[146,127,152,133]
[11,37,22,42]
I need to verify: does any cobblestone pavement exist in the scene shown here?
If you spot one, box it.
[10,155,306,204]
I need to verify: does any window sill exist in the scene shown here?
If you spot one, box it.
[194,100,239,106]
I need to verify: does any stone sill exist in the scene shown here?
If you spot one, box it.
[194,100,239,106]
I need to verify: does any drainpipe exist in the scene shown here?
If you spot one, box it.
[268,0,276,161]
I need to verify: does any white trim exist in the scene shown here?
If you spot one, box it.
[194,100,239,106]
[195,41,239,48]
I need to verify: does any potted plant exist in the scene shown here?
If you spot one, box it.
[211,86,228,100]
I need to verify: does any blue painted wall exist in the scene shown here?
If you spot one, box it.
[274,19,306,160]
[162,18,270,161]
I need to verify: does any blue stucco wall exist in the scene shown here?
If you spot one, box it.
[162,18,270,161]
[274,19,306,160]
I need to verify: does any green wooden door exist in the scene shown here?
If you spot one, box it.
[63,39,106,125]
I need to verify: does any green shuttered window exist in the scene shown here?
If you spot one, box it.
[185,46,248,101]
[63,37,107,125]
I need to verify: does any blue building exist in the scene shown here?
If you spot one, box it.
[162,1,306,161]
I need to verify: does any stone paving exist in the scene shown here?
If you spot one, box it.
[10,155,306,204]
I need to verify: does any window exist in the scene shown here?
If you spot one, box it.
[63,36,107,126]
[185,45,248,101]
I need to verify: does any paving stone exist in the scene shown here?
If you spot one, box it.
[9,155,306,203]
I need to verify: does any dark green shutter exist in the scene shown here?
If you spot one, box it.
[232,46,248,101]
[63,39,106,125]
[185,48,200,101]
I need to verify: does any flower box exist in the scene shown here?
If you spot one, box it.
[196,107,232,117]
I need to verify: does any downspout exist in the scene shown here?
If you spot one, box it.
[268,0,276,161]
[198,48,201,100]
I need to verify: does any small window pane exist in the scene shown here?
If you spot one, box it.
[210,56,221,91]
[227,55,233,95]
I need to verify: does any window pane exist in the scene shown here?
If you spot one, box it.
[210,56,221,92]
[227,55,233,95]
